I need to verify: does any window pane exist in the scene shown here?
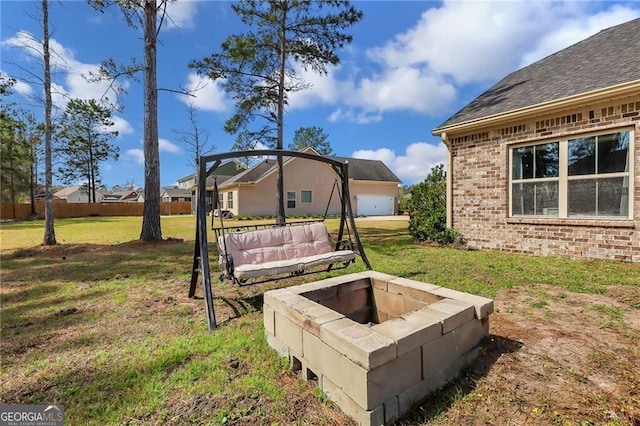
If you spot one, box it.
[568,179,596,216]
[534,143,559,178]
[598,177,628,216]
[512,181,558,215]
[287,191,295,209]
[301,190,312,203]
[568,137,596,175]
[512,146,533,179]
[598,132,629,173]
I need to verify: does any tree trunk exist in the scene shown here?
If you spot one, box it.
[89,141,95,203]
[275,4,288,226]
[42,0,56,245]
[140,0,162,241]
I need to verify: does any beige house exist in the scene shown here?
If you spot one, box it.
[54,185,103,203]
[432,18,640,262]
[212,149,401,217]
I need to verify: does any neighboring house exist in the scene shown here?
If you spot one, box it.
[100,188,144,203]
[179,160,248,214]
[432,18,640,262]
[208,148,401,217]
[178,160,247,190]
[54,185,103,203]
[160,186,192,202]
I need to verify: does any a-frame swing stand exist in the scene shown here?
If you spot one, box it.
[189,150,372,330]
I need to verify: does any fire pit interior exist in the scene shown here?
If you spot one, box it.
[263,271,493,426]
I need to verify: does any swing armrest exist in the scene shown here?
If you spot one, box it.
[336,239,354,251]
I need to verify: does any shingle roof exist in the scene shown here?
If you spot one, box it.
[332,156,401,183]
[162,186,191,197]
[434,18,640,131]
[218,155,401,185]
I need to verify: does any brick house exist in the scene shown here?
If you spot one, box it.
[432,18,640,262]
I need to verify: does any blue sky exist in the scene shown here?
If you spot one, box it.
[2,1,639,189]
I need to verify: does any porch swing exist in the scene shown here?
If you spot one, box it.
[188,149,373,330]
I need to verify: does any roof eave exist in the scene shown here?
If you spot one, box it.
[431,80,640,137]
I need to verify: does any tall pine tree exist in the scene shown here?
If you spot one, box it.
[190,0,362,224]
[56,99,119,202]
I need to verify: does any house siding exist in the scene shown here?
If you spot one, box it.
[448,95,640,262]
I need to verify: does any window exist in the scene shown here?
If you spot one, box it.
[287,191,296,209]
[301,190,312,204]
[510,129,632,219]
[226,192,233,209]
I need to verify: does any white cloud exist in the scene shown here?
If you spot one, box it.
[159,138,181,153]
[13,79,33,96]
[110,116,134,136]
[353,142,448,185]
[165,1,199,30]
[2,30,127,110]
[179,73,228,112]
[519,5,640,67]
[125,149,144,165]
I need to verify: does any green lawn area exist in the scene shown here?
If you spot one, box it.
[1,216,639,425]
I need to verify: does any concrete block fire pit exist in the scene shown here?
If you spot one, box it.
[263,271,493,425]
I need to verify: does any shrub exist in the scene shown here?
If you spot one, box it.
[407,164,464,245]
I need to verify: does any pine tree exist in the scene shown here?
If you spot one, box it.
[56,99,119,202]
[190,0,363,224]
[289,126,333,155]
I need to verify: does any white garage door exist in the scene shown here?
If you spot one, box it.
[356,195,394,216]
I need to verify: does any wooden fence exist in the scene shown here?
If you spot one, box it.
[0,202,192,220]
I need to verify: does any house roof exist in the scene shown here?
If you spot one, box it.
[332,156,401,183]
[161,186,191,197]
[54,185,84,198]
[433,18,640,133]
[218,153,401,186]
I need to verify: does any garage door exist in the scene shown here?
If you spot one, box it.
[356,195,394,216]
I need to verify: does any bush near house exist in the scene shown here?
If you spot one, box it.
[407,164,462,245]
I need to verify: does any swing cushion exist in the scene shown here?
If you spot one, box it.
[219,222,355,280]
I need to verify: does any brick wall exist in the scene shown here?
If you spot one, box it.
[449,96,640,262]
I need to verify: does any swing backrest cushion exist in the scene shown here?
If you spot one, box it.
[220,222,335,267]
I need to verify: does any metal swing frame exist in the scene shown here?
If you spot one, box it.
[188,149,372,330]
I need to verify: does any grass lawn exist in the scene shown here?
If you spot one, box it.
[1,216,639,425]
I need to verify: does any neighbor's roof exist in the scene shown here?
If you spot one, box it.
[54,185,83,198]
[161,186,191,197]
[433,18,640,133]
[219,155,401,186]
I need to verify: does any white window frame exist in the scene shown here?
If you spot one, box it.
[226,191,233,209]
[509,127,634,220]
[287,191,296,209]
[301,190,312,204]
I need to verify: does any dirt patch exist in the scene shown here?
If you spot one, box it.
[400,285,640,425]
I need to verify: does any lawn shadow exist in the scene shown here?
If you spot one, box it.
[215,294,265,326]
[397,335,523,425]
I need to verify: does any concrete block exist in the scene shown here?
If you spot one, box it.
[340,278,372,293]
[403,296,428,313]
[299,285,339,303]
[372,311,442,356]
[321,317,397,370]
[287,298,344,336]
[303,329,343,385]
[322,376,385,426]
[423,299,475,333]
[264,289,305,316]
[398,379,440,416]
[348,307,374,324]
[453,318,489,357]
[263,305,275,335]
[274,311,303,355]
[360,270,398,283]
[384,396,400,424]
[429,287,494,319]
[387,277,441,304]
[372,289,406,317]
[265,331,289,358]
[422,331,457,379]
[341,347,422,410]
